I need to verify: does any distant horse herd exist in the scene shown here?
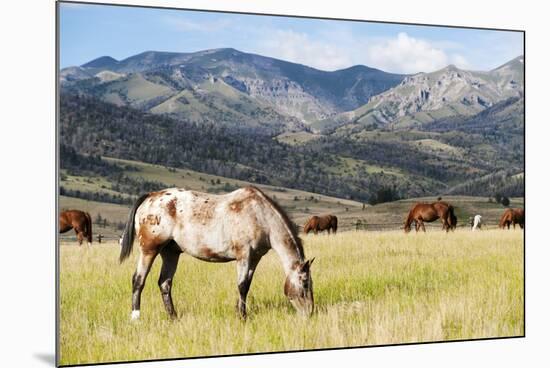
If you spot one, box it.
[59,186,524,320]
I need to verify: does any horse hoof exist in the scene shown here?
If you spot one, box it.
[131,310,140,320]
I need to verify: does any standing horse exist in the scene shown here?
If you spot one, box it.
[119,186,315,321]
[303,215,338,235]
[499,208,524,229]
[404,201,456,233]
[59,209,92,246]
[471,215,482,231]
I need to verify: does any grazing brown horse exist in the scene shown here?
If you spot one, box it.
[59,210,93,246]
[499,208,524,229]
[303,215,338,235]
[120,186,314,321]
[404,201,456,233]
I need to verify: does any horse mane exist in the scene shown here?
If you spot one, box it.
[248,186,305,259]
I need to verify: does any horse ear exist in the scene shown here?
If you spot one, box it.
[300,258,315,272]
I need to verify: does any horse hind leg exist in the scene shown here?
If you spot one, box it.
[131,248,158,320]
[158,241,182,320]
[443,217,450,233]
[75,228,84,246]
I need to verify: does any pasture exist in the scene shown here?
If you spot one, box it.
[59,229,523,365]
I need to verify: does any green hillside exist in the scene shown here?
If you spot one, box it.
[60,156,522,243]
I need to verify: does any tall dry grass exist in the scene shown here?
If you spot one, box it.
[59,229,523,365]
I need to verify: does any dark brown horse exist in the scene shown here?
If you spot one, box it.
[404,201,456,233]
[59,210,93,246]
[499,208,524,229]
[303,215,338,234]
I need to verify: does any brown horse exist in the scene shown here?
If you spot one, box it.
[120,186,314,321]
[499,208,524,229]
[404,201,456,233]
[59,210,93,246]
[303,215,338,235]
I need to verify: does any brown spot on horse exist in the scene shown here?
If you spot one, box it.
[228,195,257,213]
[192,198,217,224]
[138,225,163,252]
[167,198,178,219]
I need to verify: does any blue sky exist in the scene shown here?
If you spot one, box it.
[59,2,523,73]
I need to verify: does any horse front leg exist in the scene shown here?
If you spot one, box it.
[236,254,261,319]
[158,241,182,320]
[131,248,158,320]
[419,220,426,233]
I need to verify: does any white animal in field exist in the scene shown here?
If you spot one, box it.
[472,215,482,231]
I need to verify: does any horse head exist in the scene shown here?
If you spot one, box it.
[284,258,315,316]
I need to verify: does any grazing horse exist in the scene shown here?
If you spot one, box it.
[404,201,456,233]
[303,215,338,235]
[119,186,314,321]
[59,210,92,246]
[471,215,482,231]
[499,208,524,229]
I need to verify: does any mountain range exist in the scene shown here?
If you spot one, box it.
[61,48,523,135]
[60,48,524,200]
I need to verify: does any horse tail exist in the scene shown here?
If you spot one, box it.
[404,206,415,231]
[303,218,313,234]
[448,205,457,229]
[84,212,93,244]
[498,213,505,228]
[499,210,511,229]
[119,193,150,263]
[332,216,338,234]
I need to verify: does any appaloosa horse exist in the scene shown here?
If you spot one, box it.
[499,208,524,229]
[119,186,315,320]
[404,201,456,233]
[303,215,338,235]
[59,209,92,246]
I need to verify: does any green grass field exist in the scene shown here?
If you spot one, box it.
[59,229,523,365]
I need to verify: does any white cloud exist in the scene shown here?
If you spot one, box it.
[256,30,469,74]
[164,16,232,33]
[257,30,353,71]
[364,32,469,74]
